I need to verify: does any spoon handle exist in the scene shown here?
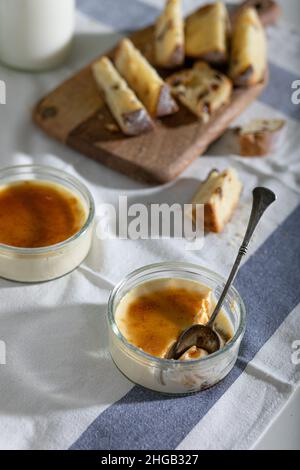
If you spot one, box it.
[208,187,276,326]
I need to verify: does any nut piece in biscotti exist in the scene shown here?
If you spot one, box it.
[185,1,229,64]
[155,0,184,68]
[115,38,178,117]
[191,168,243,233]
[167,61,232,122]
[238,119,286,156]
[92,57,154,136]
[229,7,267,87]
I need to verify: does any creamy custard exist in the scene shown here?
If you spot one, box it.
[115,278,233,360]
[0,181,87,248]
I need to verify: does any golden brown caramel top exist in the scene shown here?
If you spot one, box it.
[115,279,212,358]
[0,181,87,248]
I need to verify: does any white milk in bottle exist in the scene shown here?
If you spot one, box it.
[0,0,75,71]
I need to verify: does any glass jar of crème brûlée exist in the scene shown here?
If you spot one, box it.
[107,262,246,395]
[0,165,95,282]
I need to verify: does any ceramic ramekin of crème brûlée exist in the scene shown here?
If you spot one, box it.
[0,165,95,282]
[107,262,246,395]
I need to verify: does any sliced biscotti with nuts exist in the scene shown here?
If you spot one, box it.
[238,119,286,156]
[155,0,184,68]
[115,38,178,117]
[229,7,267,86]
[92,57,154,136]
[191,168,242,233]
[185,2,229,64]
[167,61,232,122]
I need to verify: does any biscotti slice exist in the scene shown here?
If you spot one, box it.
[185,2,229,64]
[92,57,154,136]
[230,0,281,27]
[229,7,267,86]
[115,38,178,117]
[238,119,286,156]
[191,168,242,233]
[155,0,184,68]
[167,61,232,122]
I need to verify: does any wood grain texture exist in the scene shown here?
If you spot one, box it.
[33,1,276,184]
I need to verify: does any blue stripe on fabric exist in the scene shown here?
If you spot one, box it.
[76,0,159,31]
[71,204,300,450]
[260,62,300,121]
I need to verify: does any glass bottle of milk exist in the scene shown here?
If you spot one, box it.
[0,0,75,71]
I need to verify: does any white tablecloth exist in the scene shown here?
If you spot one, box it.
[0,0,299,450]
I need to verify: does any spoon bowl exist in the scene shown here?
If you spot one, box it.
[166,324,220,360]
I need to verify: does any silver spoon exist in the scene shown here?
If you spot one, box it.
[167,187,276,360]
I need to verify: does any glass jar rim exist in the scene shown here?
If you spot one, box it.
[108,261,247,366]
[0,164,95,254]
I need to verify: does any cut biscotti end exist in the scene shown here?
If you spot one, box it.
[231,0,281,27]
[238,118,286,156]
[155,0,185,68]
[191,168,243,233]
[167,61,232,122]
[92,56,154,136]
[115,38,178,117]
[185,1,229,64]
[229,7,267,87]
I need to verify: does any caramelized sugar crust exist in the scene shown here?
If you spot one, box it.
[0,181,86,248]
[117,285,210,358]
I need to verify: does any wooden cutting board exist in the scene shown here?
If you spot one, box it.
[33,1,279,184]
